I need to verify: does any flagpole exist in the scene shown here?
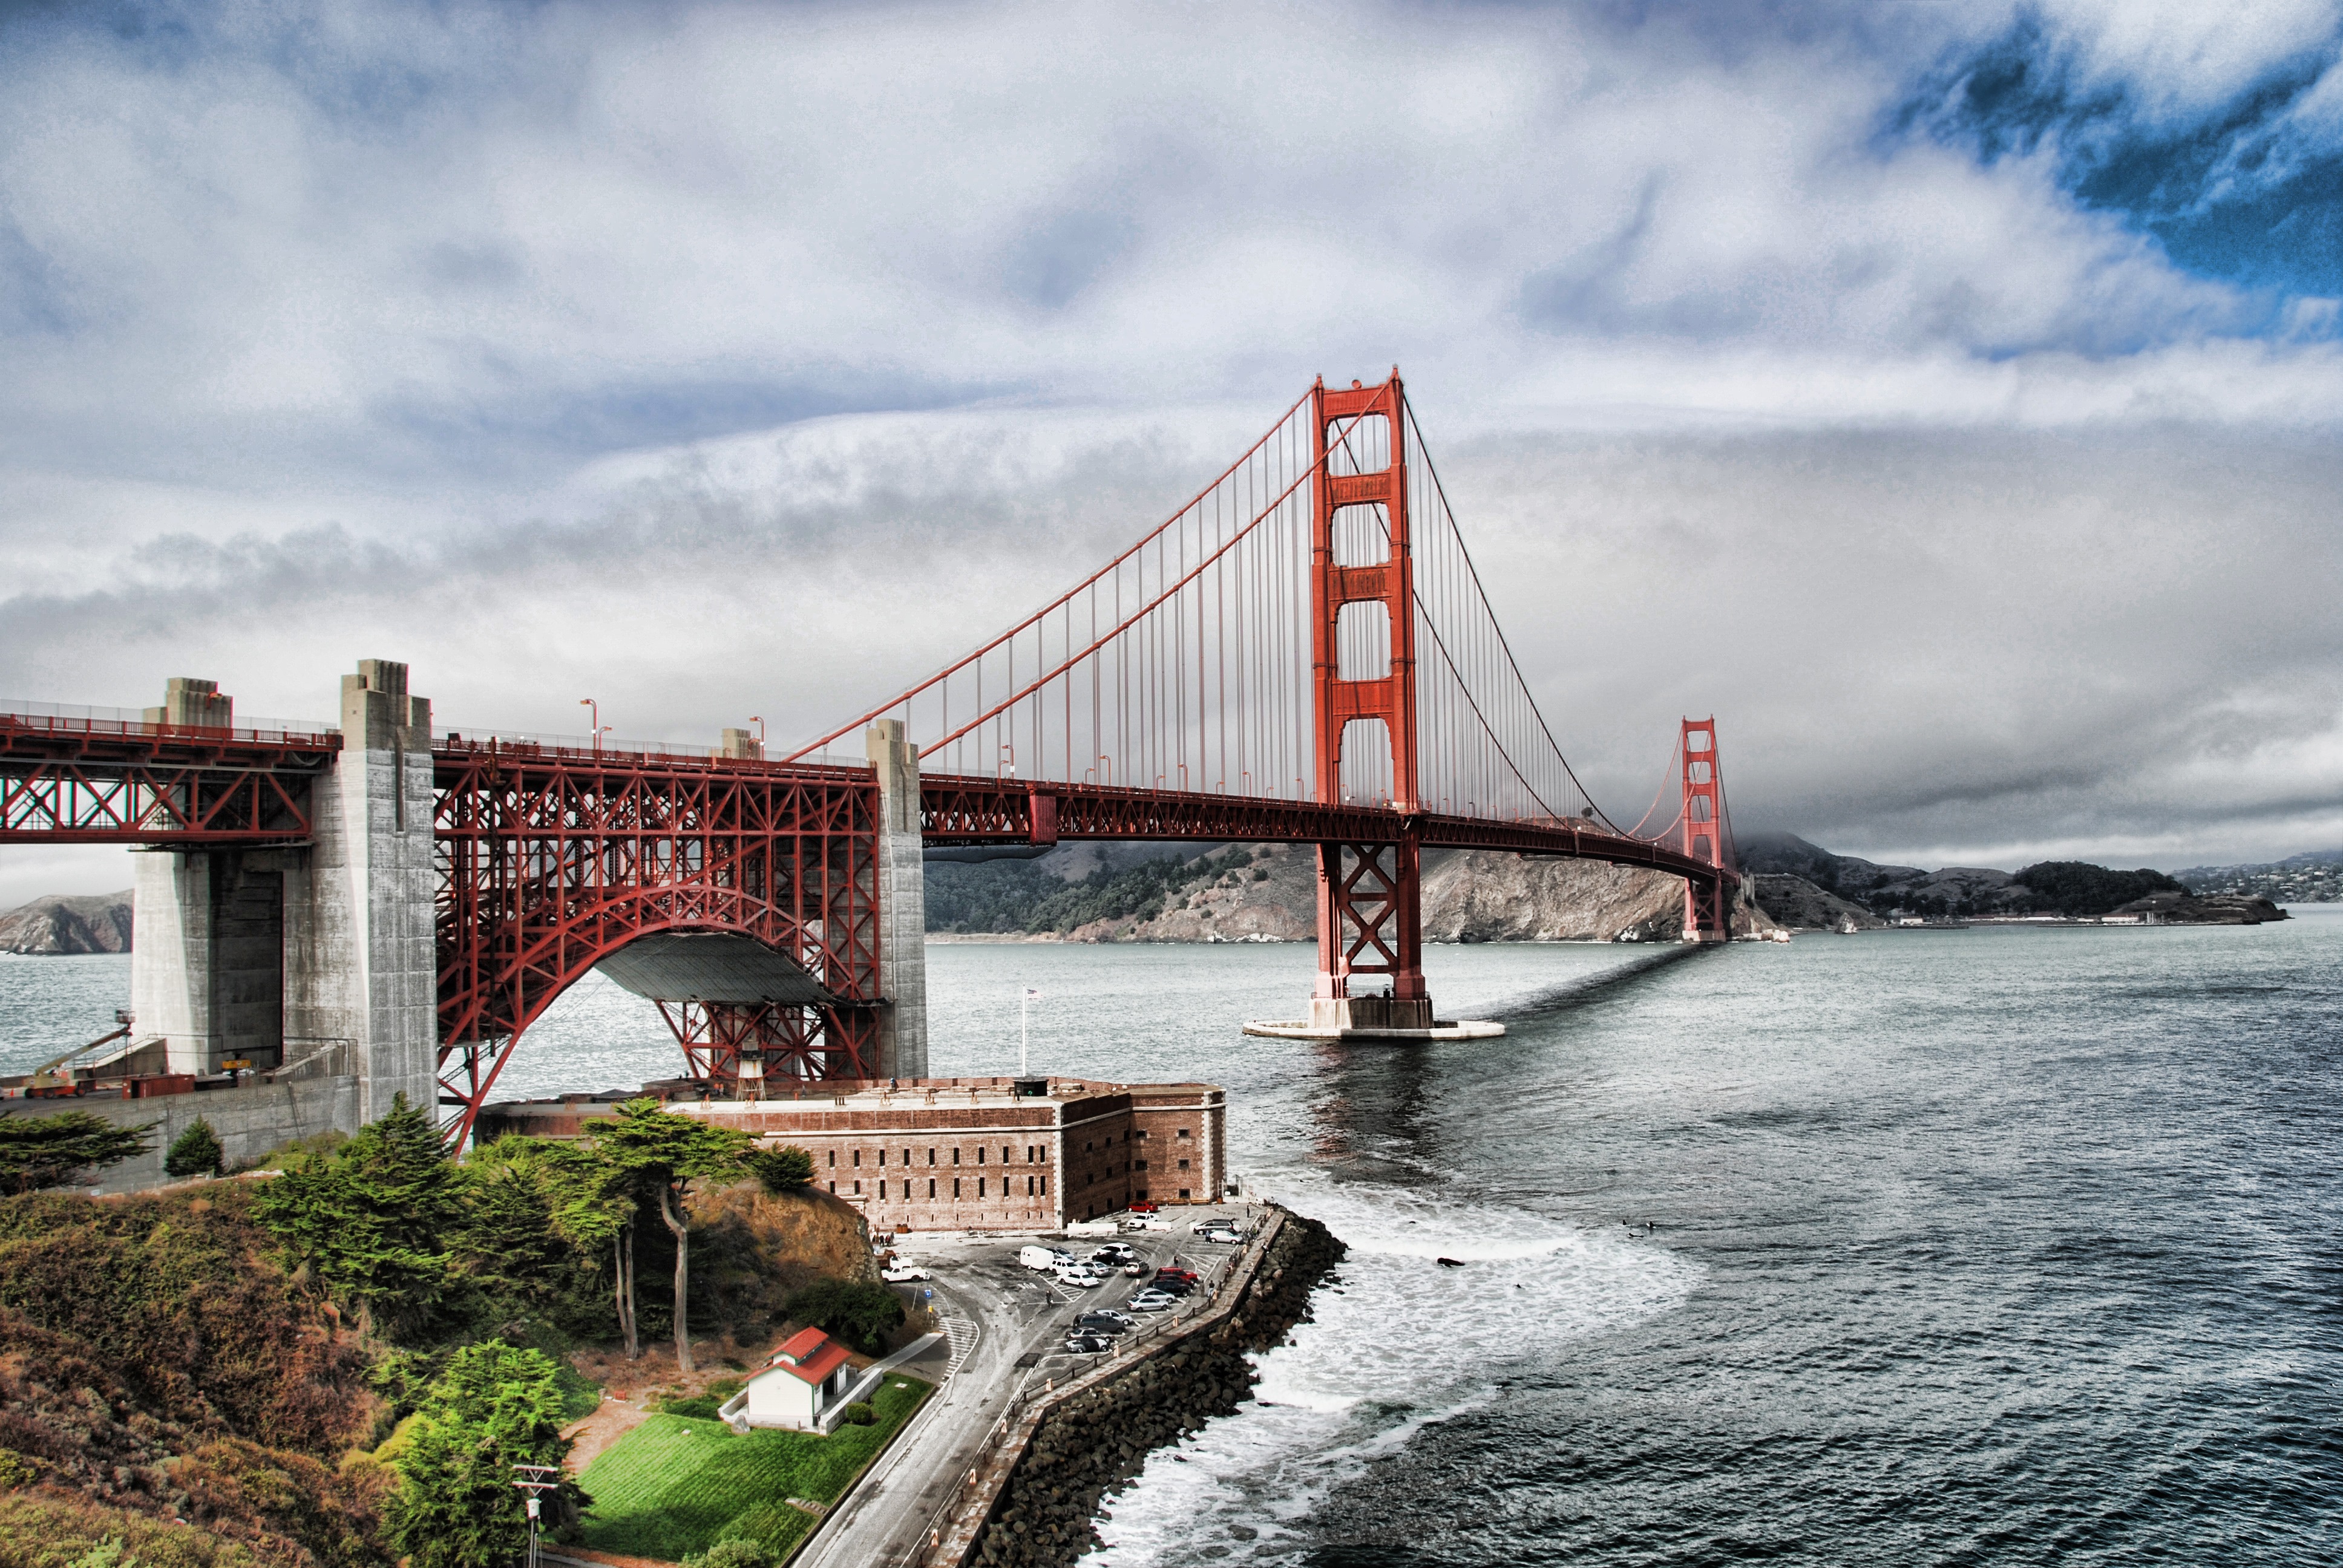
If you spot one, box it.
[1020,987,1029,1076]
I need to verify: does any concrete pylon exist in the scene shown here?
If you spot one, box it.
[283,660,439,1123]
[131,678,286,1074]
[867,720,928,1079]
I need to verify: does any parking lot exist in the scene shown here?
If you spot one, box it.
[883,1202,1265,1386]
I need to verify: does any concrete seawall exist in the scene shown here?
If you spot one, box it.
[0,1072,359,1192]
[924,1205,1345,1568]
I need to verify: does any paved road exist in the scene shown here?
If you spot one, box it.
[796,1207,1259,1568]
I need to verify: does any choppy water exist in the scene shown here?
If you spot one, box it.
[6,916,2338,1563]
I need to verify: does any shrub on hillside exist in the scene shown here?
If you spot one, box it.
[0,1186,371,1454]
[0,1111,155,1194]
[744,1145,814,1193]
[165,1119,223,1180]
[839,1401,875,1426]
[686,1543,772,1568]
[781,1279,903,1355]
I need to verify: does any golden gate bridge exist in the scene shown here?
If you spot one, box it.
[0,370,1737,1142]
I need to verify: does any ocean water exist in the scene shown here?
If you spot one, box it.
[4,917,2337,1563]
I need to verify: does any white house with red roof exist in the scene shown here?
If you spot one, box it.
[737,1326,856,1430]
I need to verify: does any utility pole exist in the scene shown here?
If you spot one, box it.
[513,1463,560,1568]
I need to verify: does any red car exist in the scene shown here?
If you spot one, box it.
[1154,1267,1200,1284]
[1128,1201,1159,1215]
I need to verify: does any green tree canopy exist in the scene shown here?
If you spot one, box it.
[383,1340,584,1568]
[744,1144,814,1193]
[2013,861,2185,918]
[249,1093,467,1341]
[0,1111,156,1194]
[164,1118,224,1179]
[783,1279,905,1356]
[591,1100,755,1371]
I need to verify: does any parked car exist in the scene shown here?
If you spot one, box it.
[1126,1293,1176,1312]
[1155,1267,1201,1284]
[1078,1308,1134,1328]
[881,1263,931,1282]
[1122,1261,1148,1276]
[1092,1243,1137,1262]
[1127,1201,1158,1215]
[1073,1312,1129,1333]
[1199,1228,1242,1245]
[1064,1333,1114,1354]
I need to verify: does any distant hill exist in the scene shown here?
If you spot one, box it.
[2174,849,2342,903]
[1735,834,2222,921]
[0,890,133,955]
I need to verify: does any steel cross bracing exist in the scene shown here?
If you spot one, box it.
[0,713,338,843]
[431,739,883,1138]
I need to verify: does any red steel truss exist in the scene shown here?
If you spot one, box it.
[432,740,883,1140]
[655,1000,879,1089]
[0,713,337,843]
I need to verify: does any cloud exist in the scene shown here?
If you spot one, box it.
[0,0,2339,900]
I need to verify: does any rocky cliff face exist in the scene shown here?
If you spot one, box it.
[1090,844,1775,943]
[0,891,133,955]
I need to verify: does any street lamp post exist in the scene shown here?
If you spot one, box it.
[579,697,600,754]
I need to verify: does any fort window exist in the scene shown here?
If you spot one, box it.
[827,1181,836,1193]
[1136,1159,1148,1170]
[952,1148,960,1165]
[1177,1128,1191,1139]
[953,1178,962,1197]
[1001,1146,1011,1163]
[853,1180,861,1194]
[853,1149,861,1167]
[978,1177,986,1197]
[977,1147,985,1164]
[928,1178,936,1198]
[1178,1158,1190,1170]
[828,1149,836,1166]
[1178,1189,1191,1199]
[929,1148,937,1165]
[877,1149,885,1166]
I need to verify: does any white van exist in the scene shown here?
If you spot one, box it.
[1019,1244,1064,1271]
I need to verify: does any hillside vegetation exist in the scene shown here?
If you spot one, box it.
[0,1097,886,1568]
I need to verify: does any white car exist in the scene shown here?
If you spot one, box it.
[1126,1293,1176,1312]
[881,1263,931,1283]
[1199,1229,1242,1245]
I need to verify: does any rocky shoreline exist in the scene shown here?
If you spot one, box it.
[966,1212,1347,1568]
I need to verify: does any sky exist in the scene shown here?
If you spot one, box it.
[3,0,2341,904]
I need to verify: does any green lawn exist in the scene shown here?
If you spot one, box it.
[572,1374,933,1562]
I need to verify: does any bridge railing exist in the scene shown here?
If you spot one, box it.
[0,699,339,749]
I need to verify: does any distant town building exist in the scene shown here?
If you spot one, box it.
[477,1074,1230,1231]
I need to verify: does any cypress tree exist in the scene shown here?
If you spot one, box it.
[163,1117,224,1178]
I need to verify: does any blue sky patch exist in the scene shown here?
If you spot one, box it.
[1895,18,2343,308]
